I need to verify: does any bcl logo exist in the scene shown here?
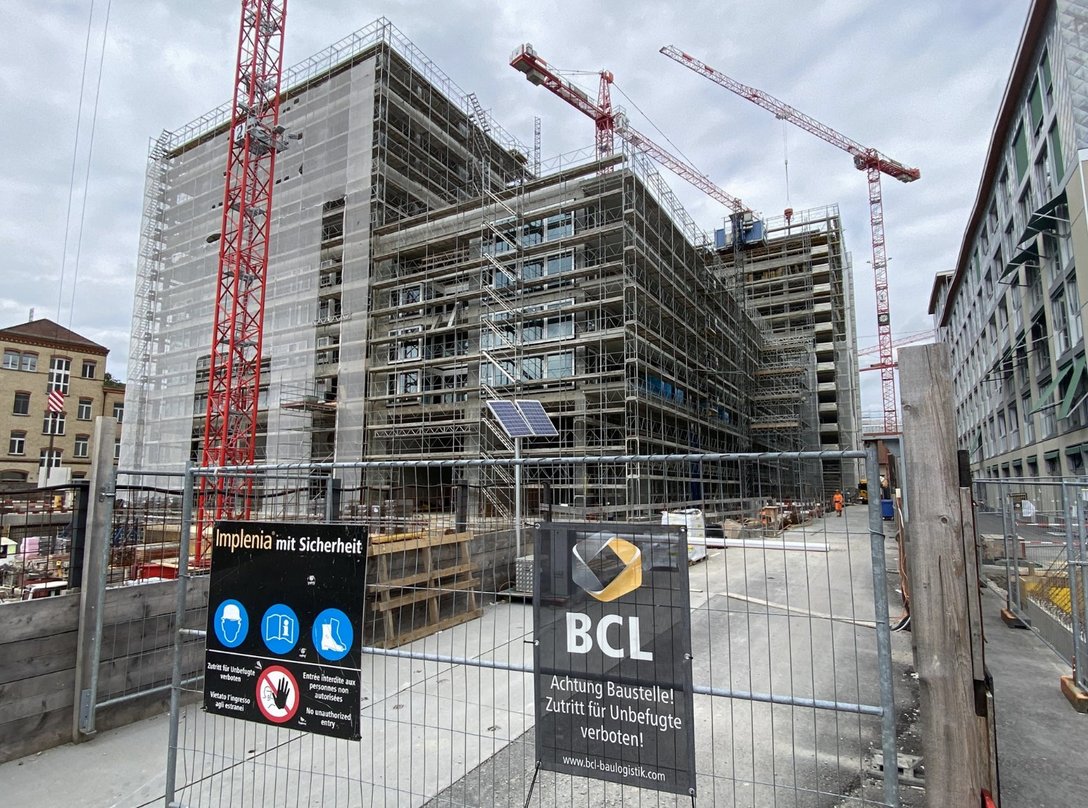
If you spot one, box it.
[566,532,652,660]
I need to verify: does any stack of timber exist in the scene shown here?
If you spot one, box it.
[365,530,482,648]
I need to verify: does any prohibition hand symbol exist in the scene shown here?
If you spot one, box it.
[272,677,292,710]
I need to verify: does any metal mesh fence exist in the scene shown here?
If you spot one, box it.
[164,451,905,807]
[973,477,1088,692]
[0,482,86,601]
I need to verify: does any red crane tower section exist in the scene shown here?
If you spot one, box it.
[661,45,920,434]
[196,0,289,561]
[510,44,749,214]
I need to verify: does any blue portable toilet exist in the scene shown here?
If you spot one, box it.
[881,499,895,520]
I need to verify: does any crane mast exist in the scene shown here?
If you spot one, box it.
[510,44,749,213]
[661,45,920,434]
[196,0,289,561]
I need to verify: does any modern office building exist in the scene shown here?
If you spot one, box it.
[123,18,861,512]
[1,318,124,486]
[929,0,1088,478]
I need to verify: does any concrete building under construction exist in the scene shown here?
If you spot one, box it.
[716,207,862,495]
[121,18,861,513]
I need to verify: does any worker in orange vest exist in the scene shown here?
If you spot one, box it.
[833,490,844,517]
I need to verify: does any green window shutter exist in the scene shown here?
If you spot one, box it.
[1032,367,1066,414]
[1059,356,1087,419]
[1029,81,1044,130]
[1049,124,1064,179]
[1013,124,1029,181]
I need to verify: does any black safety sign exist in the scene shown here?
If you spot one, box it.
[204,521,367,740]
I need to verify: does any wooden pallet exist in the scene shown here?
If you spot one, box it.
[365,531,482,648]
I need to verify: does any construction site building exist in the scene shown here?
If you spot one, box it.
[121,20,526,479]
[121,18,857,516]
[715,207,863,495]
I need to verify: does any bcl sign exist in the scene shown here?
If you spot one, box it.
[533,523,696,796]
[565,613,653,660]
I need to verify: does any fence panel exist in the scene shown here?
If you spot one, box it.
[164,452,905,807]
[973,477,1088,691]
[0,482,87,602]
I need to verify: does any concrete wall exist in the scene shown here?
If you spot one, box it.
[0,576,208,764]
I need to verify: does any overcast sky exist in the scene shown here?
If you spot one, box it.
[0,0,1030,413]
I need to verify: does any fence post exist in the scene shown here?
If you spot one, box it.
[66,480,91,590]
[70,416,117,742]
[899,344,993,803]
[1060,481,1088,710]
[165,462,195,806]
[864,441,900,808]
[324,474,340,522]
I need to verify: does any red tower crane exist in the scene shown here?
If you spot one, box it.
[510,44,749,214]
[661,45,920,434]
[196,0,289,561]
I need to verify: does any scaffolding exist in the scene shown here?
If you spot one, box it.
[715,205,861,497]
[120,132,170,470]
[125,18,858,523]
[365,143,763,519]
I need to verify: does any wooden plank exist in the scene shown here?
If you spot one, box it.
[431,562,479,580]
[368,568,435,590]
[0,707,72,765]
[95,604,205,663]
[94,641,204,700]
[0,593,81,645]
[371,588,439,612]
[99,576,210,626]
[0,667,75,725]
[368,562,479,591]
[899,344,992,806]
[368,530,425,545]
[366,531,473,556]
[0,630,78,685]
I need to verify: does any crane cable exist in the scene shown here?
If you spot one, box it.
[612,82,700,171]
[57,0,114,330]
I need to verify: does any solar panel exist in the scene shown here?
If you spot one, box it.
[486,400,533,438]
[516,399,558,437]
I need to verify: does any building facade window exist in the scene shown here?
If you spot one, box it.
[42,411,65,436]
[81,359,96,379]
[1052,290,1070,355]
[49,356,71,394]
[13,391,30,415]
[1041,407,1057,439]
[1066,275,1082,347]
[39,448,61,468]
[8,431,26,455]
[112,402,124,423]
[73,434,89,458]
[114,438,121,461]
[77,397,93,420]
[3,350,37,371]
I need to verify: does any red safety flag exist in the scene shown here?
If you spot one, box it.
[47,389,65,413]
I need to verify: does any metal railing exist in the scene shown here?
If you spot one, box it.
[973,476,1088,693]
[158,448,904,807]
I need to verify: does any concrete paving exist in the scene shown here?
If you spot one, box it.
[1,505,1081,806]
[982,586,1088,808]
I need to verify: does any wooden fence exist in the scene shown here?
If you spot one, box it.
[0,576,208,763]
